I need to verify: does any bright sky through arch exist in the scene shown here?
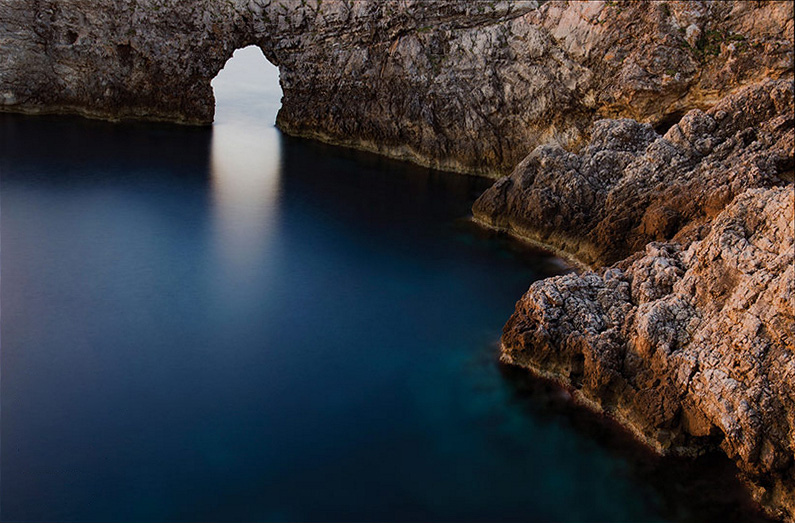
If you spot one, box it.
[211,45,282,126]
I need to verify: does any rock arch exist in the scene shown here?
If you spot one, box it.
[0,1,584,176]
[0,1,791,178]
[209,44,282,124]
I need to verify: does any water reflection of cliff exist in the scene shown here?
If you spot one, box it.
[209,46,283,283]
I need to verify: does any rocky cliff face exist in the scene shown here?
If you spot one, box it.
[0,0,792,176]
[2,0,793,520]
[473,80,794,265]
[499,185,794,520]
[471,65,795,523]
[474,76,794,520]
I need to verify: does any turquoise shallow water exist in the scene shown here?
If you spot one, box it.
[0,49,770,523]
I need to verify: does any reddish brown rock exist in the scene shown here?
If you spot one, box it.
[497,165,794,521]
[479,71,795,520]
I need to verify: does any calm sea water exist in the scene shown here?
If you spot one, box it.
[0,48,769,523]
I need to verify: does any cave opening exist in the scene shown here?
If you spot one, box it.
[653,110,687,135]
[211,45,282,126]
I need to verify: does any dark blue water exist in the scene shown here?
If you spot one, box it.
[0,50,770,523]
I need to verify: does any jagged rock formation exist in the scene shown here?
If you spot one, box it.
[0,0,792,176]
[476,78,795,520]
[499,186,794,520]
[1,0,794,520]
[473,80,794,265]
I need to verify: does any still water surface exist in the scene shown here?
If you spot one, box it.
[0,48,768,522]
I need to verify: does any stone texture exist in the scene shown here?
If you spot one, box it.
[2,1,794,519]
[476,72,795,523]
[0,0,792,176]
[500,186,794,520]
[473,79,794,265]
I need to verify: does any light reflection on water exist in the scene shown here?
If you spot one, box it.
[210,121,281,281]
[0,44,773,523]
[210,46,282,288]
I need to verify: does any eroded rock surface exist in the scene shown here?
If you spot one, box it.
[0,0,792,176]
[2,0,794,519]
[484,77,795,520]
[474,79,794,265]
[500,186,794,520]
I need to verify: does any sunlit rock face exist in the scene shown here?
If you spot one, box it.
[0,0,791,177]
[499,186,795,522]
[485,79,795,522]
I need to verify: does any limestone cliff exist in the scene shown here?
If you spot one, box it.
[471,56,795,523]
[473,76,794,520]
[1,0,794,520]
[473,80,794,266]
[498,185,794,520]
[0,0,792,176]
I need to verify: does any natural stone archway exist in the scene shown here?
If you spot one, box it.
[0,1,793,519]
[211,45,282,126]
[0,1,790,177]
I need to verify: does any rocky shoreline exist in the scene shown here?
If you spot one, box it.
[1,1,792,175]
[1,0,792,520]
[473,78,794,520]
[495,184,793,518]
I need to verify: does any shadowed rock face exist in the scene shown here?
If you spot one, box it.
[0,0,791,176]
[473,80,794,265]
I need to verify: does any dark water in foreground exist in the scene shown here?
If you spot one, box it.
[0,51,771,523]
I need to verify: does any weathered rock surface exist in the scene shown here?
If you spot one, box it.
[473,79,794,265]
[2,0,794,519]
[480,77,795,519]
[500,185,794,520]
[0,0,792,176]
